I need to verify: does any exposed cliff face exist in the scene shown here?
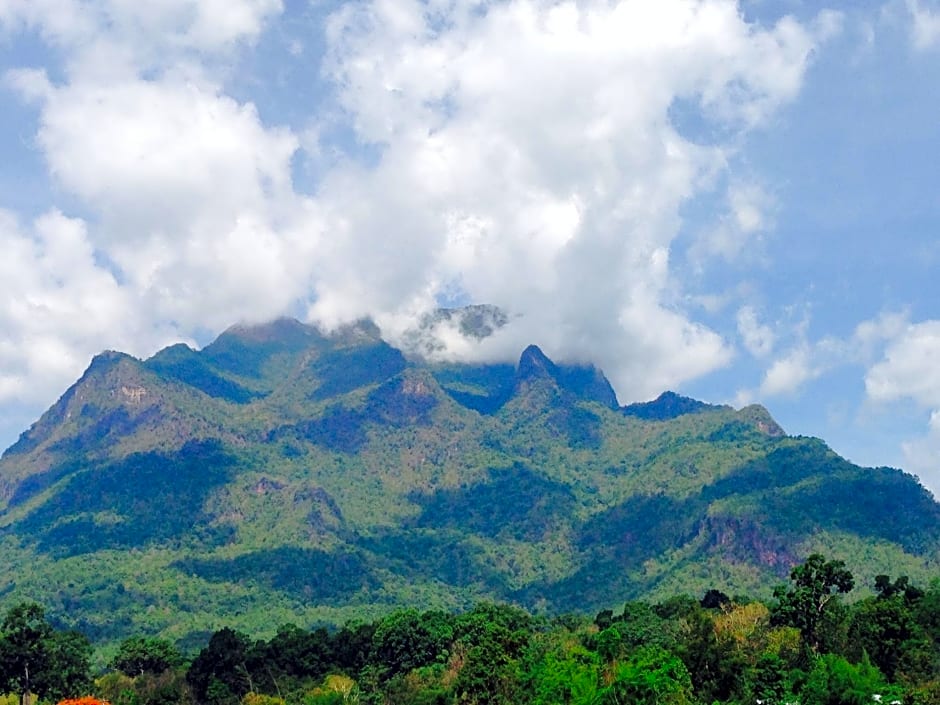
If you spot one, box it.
[0,313,937,645]
[703,515,797,570]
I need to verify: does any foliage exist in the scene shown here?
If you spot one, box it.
[111,637,182,677]
[0,602,92,701]
[187,628,253,705]
[600,645,694,705]
[771,554,855,652]
[3,568,940,705]
[847,588,923,681]
[801,653,892,705]
[2,316,940,650]
[525,640,600,705]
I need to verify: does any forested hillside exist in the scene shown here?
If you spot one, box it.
[0,314,937,648]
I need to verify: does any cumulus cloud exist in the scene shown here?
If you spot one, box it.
[862,318,940,493]
[741,310,911,401]
[8,69,326,333]
[0,208,171,404]
[760,345,819,396]
[27,78,297,232]
[852,310,909,361]
[0,0,837,426]
[866,320,940,406]
[0,0,308,413]
[310,0,834,399]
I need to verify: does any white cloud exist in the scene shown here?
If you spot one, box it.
[695,181,775,263]
[742,310,911,401]
[0,0,313,361]
[0,0,836,423]
[862,318,940,493]
[760,346,819,397]
[0,0,282,55]
[310,0,833,399]
[906,0,940,50]
[737,305,775,358]
[866,320,940,406]
[10,71,322,332]
[29,78,297,231]
[899,409,940,495]
[852,310,909,360]
[0,208,151,405]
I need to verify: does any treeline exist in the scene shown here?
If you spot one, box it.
[3,554,940,705]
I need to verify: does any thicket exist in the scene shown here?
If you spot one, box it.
[4,555,940,705]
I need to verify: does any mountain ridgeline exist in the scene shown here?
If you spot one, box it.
[0,315,937,646]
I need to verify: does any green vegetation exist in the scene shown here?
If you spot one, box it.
[0,316,938,650]
[0,603,91,702]
[5,557,940,705]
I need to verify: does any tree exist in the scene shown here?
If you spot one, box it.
[452,603,533,705]
[187,628,254,705]
[526,640,600,705]
[701,589,731,610]
[872,574,924,603]
[0,603,51,704]
[595,627,622,663]
[610,601,677,652]
[332,621,376,675]
[43,630,93,701]
[370,610,453,681]
[847,581,922,682]
[771,554,854,652]
[748,653,790,705]
[679,602,749,703]
[0,603,91,704]
[112,636,183,677]
[241,624,336,698]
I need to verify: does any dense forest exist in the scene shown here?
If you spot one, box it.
[4,555,940,705]
[3,318,940,645]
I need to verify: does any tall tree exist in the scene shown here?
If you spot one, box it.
[771,554,854,653]
[847,577,923,682]
[0,603,91,704]
[43,630,93,701]
[0,603,51,704]
[187,628,254,705]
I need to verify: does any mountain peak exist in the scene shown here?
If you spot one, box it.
[222,317,318,343]
[332,318,383,345]
[512,346,618,409]
[517,344,557,381]
[87,349,138,371]
[736,403,786,436]
[621,390,727,421]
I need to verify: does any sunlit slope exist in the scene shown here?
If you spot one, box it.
[0,316,936,646]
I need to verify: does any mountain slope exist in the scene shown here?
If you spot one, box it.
[0,316,937,647]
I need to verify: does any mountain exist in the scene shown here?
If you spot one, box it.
[0,315,938,647]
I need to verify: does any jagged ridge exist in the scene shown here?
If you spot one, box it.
[0,314,936,647]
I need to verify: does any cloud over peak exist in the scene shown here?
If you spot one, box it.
[312,0,835,398]
[0,0,838,429]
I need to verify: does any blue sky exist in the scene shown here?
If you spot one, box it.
[1,0,939,492]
